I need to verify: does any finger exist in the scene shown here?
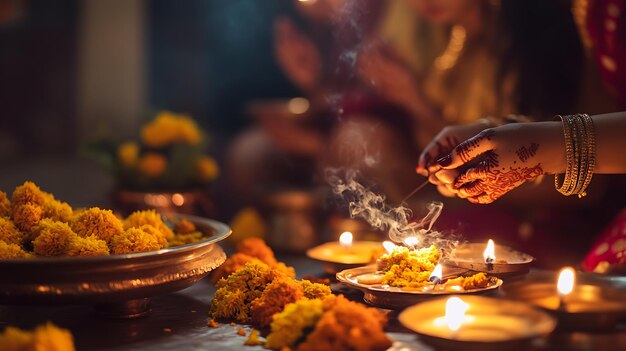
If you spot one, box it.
[436,129,496,170]
[457,181,485,197]
[437,184,457,198]
[429,172,443,186]
[454,165,489,188]
[467,193,497,204]
[434,169,459,185]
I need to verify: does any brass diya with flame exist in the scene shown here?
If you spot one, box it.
[399,295,557,351]
[306,231,385,274]
[503,267,626,330]
[442,239,535,276]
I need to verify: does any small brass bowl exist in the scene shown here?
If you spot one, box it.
[442,243,534,276]
[502,271,626,330]
[399,295,556,351]
[0,214,230,318]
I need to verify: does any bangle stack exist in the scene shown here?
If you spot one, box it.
[554,114,596,198]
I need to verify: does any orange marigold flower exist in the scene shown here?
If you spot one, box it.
[32,219,77,256]
[0,217,22,246]
[124,210,174,240]
[71,207,124,243]
[0,191,10,217]
[12,181,47,207]
[196,156,219,182]
[138,153,167,178]
[12,203,42,232]
[0,240,30,259]
[66,235,110,257]
[117,141,139,168]
[110,227,161,254]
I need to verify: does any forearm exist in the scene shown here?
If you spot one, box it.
[590,112,626,173]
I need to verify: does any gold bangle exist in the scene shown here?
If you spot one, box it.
[555,115,575,195]
[578,114,596,197]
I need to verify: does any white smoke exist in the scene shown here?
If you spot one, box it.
[327,169,458,253]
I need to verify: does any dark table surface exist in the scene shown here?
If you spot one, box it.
[1,253,625,351]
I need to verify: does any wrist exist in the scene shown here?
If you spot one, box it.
[540,121,567,174]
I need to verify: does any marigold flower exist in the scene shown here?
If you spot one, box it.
[196,156,219,182]
[110,227,161,254]
[0,322,75,351]
[138,153,167,178]
[0,191,10,217]
[117,141,139,168]
[0,240,30,259]
[71,207,124,243]
[124,209,174,240]
[0,217,22,246]
[141,111,201,147]
[66,235,110,257]
[32,219,77,256]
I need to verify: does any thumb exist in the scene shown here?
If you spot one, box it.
[436,129,496,169]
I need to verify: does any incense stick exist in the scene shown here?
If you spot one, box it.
[400,179,430,204]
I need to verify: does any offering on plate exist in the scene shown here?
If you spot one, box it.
[503,266,626,330]
[443,239,534,275]
[399,295,556,351]
[336,242,502,309]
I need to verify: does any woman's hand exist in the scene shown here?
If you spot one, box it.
[416,119,494,176]
[427,122,566,204]
[273,17,321,93]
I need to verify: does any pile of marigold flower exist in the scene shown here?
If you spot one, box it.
[86,110,219,190]
[0,181,205,259]
[208,237,391,351]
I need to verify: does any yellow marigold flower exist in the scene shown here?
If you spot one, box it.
[0,191,11,217]
[12,202,42,232]
[0,240,30,259]
[0,217,22,246]
[0,322,75,351]
[32,219,77,257]
[141,111,202,147]
[178,117,202,144]
[124,210,174,240]
[196,156,219,182]
[265,298,324,350]
[138,153,167,178]
[66,235,110,257]
[110,227,161,254]
[12,181,47,207]
[71,207,124,243]
[117,142,139,168]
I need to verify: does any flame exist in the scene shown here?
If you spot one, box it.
[557,266,575,296]
[445,297,469,332]
[339,232,353,249]
[382,241,397,254]
[483,239,495,263]
[403,236,418,248]
[429,263,443,281]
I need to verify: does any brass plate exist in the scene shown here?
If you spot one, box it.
[336,265,502,309]
[0,214,230,306]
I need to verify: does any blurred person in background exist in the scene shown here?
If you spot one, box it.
[414,0,626,268]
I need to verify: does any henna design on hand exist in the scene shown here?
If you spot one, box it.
[454,149,544,204]
[455,129,495,163]
[515,142,539,163]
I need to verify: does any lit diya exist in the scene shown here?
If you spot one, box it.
[336,241,502,309]
[399,295,557,351]
[306,231,385,273]
[443,239,534,275]
[503,267,626,330]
